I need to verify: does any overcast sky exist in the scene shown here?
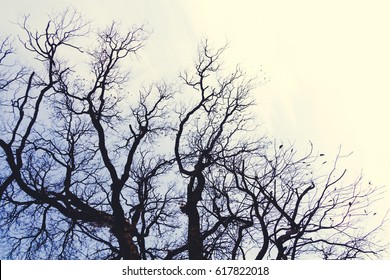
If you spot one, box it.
[1,0,390,250]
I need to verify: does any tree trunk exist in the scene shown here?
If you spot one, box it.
[186,172,205,260]
[187,202,203,259]
[111,184,141,260]
[111,219,141,260]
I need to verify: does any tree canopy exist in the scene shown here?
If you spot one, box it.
[0,9,387,260]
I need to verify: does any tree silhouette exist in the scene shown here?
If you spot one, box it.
[0,9,387,259]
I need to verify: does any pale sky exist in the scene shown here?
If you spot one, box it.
[1,0,390,253]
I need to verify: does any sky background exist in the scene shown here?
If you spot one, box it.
[1,0,390,255]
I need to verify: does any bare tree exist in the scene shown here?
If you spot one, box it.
[172,40,261,259]
[0,10,387,260]
[0,9,177,260]
[212,143,388,259]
